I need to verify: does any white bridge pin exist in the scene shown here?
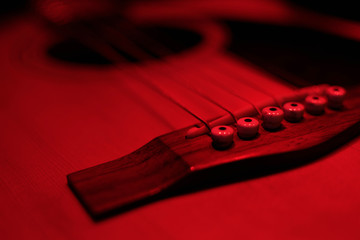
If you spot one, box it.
[262,106,284,130]
[326,86,346,109]
[211,125,234,149]
[283,102,305,122]
[237,117,259,139]
[305,95,327,115]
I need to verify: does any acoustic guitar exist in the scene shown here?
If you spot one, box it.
[1,0,360,239]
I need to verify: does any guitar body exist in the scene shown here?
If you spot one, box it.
[1,1,360,239]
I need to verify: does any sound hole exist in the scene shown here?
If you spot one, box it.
[244,118,252,122]
[48,39,111,65]
[47,26,202,65]
[291,103,298,107]
[270,107,277,111]
[219,127,227,130]
[313,96,319,100]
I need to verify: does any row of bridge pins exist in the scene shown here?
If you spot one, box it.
[211,86,346,149]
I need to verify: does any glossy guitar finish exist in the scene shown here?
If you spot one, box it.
[2,0,360,239]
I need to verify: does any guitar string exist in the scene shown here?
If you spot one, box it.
[76,17,298,109]
[65,22,212,131]
[101,18,262,118]
[64,19,286,129]
[207,57,283,107]
[138,22,289,107]
[92,21,239,123]
[73,18,266,121]
[107,18,267,115]
[122,19,284,107]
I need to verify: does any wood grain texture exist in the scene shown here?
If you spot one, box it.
[3,1,360,239]
[68,138,190,216]
[68,87,360,219]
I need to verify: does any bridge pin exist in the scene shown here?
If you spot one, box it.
[326,86,346,109]
[262,106,284,130]
[283,102,305,122]
[305,95,327,115]
[237,117,259,139]
[211,125,234,149]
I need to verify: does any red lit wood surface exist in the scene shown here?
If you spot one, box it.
[2,1,360,239]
